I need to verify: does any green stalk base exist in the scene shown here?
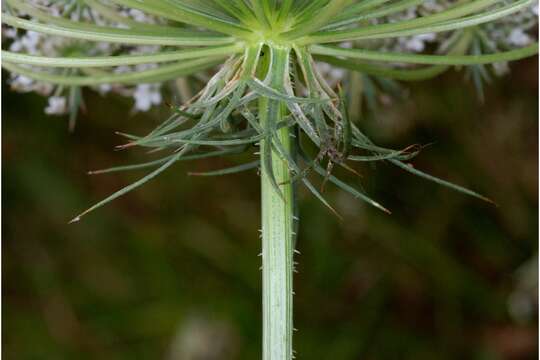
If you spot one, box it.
[259,45,294,360]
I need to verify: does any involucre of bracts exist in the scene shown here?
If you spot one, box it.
[1,0,538,220]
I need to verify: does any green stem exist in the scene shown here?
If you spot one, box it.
[283,0,350,40]
[259,46,294,360]
[310,43,539,65]
[2,14,234,47]
[2,44,242,68]
[1,58,222,86]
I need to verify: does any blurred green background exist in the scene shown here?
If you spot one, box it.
[3,57,538,360]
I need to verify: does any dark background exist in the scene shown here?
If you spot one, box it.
[3,57,538,359]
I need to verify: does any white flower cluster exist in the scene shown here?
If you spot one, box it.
[314,0,538,112]
[484,1,538,48]
[3,0,167,117]
[378,0,538,55]
[3,0,538,120]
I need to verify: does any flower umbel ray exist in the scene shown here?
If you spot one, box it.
[2,0,537,359]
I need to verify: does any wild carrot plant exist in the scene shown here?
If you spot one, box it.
[2,0,538,358]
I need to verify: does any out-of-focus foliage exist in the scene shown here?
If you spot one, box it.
[3,56,537,359]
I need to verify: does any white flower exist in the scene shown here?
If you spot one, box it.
[420,0,448,13]
[507,28,532,46]
[3,27,18,39]
[133,84,162,111]
[34,82,55,96]
[113,65,132,74]
[128,9,149,22]
[98,84,113,94]
[400,33,437,52]
[45,96,67,115]
[10,75,34,92]
[492,62,510,76]
[20,31,41,54]
[330,68,345,81]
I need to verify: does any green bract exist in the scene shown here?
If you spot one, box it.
[2,1,537,359]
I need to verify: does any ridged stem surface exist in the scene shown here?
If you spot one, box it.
[259,46,294,360]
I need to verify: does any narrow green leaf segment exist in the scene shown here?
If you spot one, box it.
[259,46,294,360]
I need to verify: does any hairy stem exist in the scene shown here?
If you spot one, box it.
[259,46,294,360]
